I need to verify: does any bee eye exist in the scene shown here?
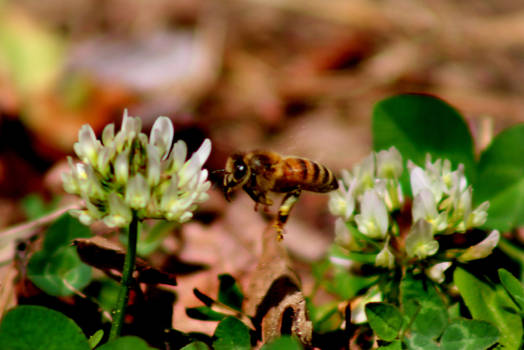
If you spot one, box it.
[233,162,247,180]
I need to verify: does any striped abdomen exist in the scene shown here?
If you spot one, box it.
[274,157,338,193]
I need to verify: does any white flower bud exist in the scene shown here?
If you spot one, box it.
[147,144,161,187]
[329,180,355,220]
[125,174,150,210]
[191,138,212,167]
[334,218,359,251]
[168,140,188,172]
[467,201,489,229]
[375,241,395,269]
[150,116,174,159]
[102,123,115,147]
[426,262,452,283]
[458,230,499,262]
[104,193,132,227]
[412,189,447,233]
[353,153,375,193]
[405,219,439,259]
[354,189,389,239]
[73,124,101,165]
[114,149,130,185]
[376,146,403,179]
[414,167,444,203]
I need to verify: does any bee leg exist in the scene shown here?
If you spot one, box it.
[255,202,272,213]
[274,189,301,241]
[244,186,273,210]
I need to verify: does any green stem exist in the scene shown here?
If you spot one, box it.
[498,237,524,282]
[109,213,139,340]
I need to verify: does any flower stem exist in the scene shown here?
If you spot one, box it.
[109,212,139,340]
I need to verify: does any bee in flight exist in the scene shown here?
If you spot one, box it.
[222,150,338,240]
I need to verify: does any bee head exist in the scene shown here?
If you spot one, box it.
[223,153,250,201]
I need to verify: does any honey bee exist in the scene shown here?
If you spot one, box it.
[223,150,338,240]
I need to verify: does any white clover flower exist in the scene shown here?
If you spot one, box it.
[405,219,439,259]
[458,230,500,262]
[446,164,467,196]
[332,149,496,265]
[125,174,150,210]
[70,199,103,226]
[375,179,404,212]
[467,201,489,229]
[376,146,403,179]
[329,180,356,220]
[62,157,80,194]
[351,287,382,324]
[334,218,360,251]
[96,146,114,177]
[115,149,130,185]
[409,164,445,203]
[114,110,142,152]
[70,210,95,226]
[353,153,375,195]
[62,110,212,228]
[354,189,389,240]
[85,166,105,200]
[165,140,188,173]
[426,262,452,283]
[375,239,395,269]
[102,123,115,147]
[149,116,174,159]
[178,139,211,188]
[448,186,473,232]
[412,189,447,233]
[104,193,133,228]
[341,169,353,187]
[424,156,442,177]
[424,157,465,198]
[73,124,102,165]
[73,163,90,194]
[147,144,161,187]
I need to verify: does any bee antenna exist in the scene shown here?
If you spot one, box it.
[211,169,229,175]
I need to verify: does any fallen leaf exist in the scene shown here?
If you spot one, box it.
[73,236,177,286]
[245,221,312,346]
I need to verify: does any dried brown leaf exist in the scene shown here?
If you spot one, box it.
[245,221,312,346]
[73,236,177,286]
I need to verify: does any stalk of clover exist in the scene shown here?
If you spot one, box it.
[62,110,211,339]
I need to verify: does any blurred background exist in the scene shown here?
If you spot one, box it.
[1,0,523,338]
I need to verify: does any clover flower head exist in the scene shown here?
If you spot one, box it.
[63,110,211,227]
[330,148,497,266]
[409,157,489,234]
